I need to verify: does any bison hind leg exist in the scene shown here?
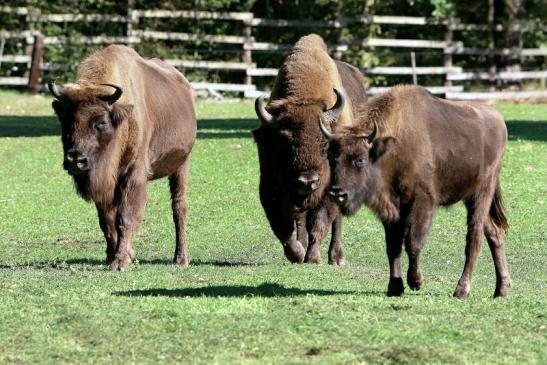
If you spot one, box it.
[484,220,511,298]
[170,159,191,267]
[454,186,495,299]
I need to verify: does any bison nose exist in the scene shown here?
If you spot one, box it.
[75,156,89,170]
[329,186,348,203]
[65,150,90,173]
[296,173,320,194]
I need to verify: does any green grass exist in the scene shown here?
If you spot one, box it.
[0,90,546,364]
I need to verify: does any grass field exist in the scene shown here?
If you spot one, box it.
[0,90,545,364]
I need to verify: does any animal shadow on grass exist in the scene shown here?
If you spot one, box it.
[0,116,260,139]
[0,116,59,137]
[506,120,547,142]
[124,258,261,266]
[2,117,544,142]
[197,118,257,139]
[0,258,261,270]
[113,282,363,298]
[0,258,105,270]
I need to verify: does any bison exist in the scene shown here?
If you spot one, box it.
[321,85,511,298]
[253,34,368,264]
[48,45,196,271]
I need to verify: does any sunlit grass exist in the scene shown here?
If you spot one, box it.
[0,91,545,364]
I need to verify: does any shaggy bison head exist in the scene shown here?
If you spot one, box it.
[254,89,346,209]
[48,81,133,176]
[321,121,395,216]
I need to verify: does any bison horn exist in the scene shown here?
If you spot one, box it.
[48,80,63,100]
[318,119,334,141]
[255,94,274,125]
[99,83,123,104]
[323,88,346,124]
[360,121,378,145]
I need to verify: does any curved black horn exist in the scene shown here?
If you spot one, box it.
[255,94,274,125]
[48,80,63,100]
[318,119,333,141]
[99,83,123,104]
[362,121,378,145]
[323,88,346,124]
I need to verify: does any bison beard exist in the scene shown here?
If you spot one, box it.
[49,45,197,271]
[325,85,511,299]
[253,34,368,264]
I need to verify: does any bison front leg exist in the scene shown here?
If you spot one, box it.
[170,159,190,266]
[295,212,308,250]
[384,218,407,296]
[304,203,336,264]
[405,196,434,291]
[259,183,305,263]
[109,176,148,271]
[96,204,118,264]
[328,213,345,266]
[273,218,306,263]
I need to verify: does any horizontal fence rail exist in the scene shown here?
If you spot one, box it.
[0,6,546,100]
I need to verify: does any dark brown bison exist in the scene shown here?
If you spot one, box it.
[48,45,196,271]
[253,34,367,265]
[322,85,511,298]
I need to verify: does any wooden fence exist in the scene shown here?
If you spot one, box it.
[1,5,546,100]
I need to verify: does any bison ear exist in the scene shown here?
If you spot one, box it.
[51,100,62,115]
[52,100,71,121]
[252,128,263,143]
[370,137,395,162]
[110,104,134,127]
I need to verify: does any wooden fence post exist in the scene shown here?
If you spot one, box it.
[443,18,453,87]
[410,51,417,84]
[27,34,44,94]
[241,18,253,88]
[332,4,343,60]
[126,0,136,39]
[0,38,5,70]
[23,7,40,83]
[487,0,496,91]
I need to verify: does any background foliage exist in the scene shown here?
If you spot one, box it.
[0,0,545,89]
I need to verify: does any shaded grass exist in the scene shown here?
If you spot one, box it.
[0,91,546,364]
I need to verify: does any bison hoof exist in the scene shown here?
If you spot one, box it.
[407,270,424,291]
[174,256,189,267]
[453,286,470,300]
[106,255,116,265]
[494,285,510,298]
[304,253,321,264]
[108,254,131,271]
[387,278,404,297]
[328,253,346,266]
[283,240,305,263]
[494,277,511,298]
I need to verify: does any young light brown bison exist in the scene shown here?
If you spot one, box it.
[253,34,368,265]
[49,45,196,271]
[322,85,511,298]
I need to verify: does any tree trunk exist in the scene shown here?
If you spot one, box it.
[504,0,524,88]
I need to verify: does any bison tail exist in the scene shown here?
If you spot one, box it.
[490,182,509,234]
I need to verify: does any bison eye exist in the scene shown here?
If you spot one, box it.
[354,158,365,168]
[93,118,109,132]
